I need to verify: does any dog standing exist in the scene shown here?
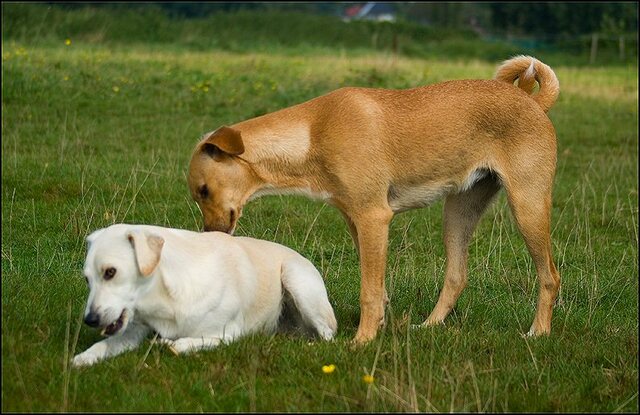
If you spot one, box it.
[72,224,337,367]
[187,55,561,344]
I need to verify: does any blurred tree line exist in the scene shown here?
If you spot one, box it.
[54,2,637,37]
[398,2,637,37]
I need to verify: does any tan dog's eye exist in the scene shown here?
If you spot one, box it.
[104,267,116,281]
[199,184,209,199]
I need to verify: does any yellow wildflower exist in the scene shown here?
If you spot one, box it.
[362,374,374,384]
[65,39,71,46]
[321,364,336,374]
[112,86,120,93]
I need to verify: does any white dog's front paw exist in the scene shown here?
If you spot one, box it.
[163,338,199,354]
[159,337,220,354]
[72,351,101,367]
[158,338,181,355]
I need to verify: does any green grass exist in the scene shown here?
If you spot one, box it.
[2,6,638,414]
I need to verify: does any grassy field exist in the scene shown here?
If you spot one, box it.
[2,4,638,413]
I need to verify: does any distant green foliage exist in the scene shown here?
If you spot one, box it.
[4,3,636,65]
[0,3,540,63]
[486,2,638,37]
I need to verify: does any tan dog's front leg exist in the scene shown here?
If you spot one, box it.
[351,208,393,344]
[341,210,390,307]
[340,210,360,257]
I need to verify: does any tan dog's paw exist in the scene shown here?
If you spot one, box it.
[421,317,446,328]
[351,330,376,347]
[524,324,551,338]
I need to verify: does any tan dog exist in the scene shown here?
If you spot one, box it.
[188,55,561,344]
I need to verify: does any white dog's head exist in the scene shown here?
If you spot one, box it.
[81,225,164,336]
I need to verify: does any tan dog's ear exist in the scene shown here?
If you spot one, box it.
[201,126,245,157]
[126,230,164,277]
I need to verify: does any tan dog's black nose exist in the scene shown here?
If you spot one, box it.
[84,312,100,327]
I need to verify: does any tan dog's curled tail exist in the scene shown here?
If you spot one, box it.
[494,55,559,113]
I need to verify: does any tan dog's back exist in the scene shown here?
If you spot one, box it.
[306,79,554,171]
[260,79,556,213]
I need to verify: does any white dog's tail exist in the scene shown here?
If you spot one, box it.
[494,55,559,113]
[280,257,337,340]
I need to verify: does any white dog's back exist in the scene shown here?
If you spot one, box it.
[234,236,338,339]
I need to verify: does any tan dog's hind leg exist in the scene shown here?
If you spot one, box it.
[505,181,560,336]
[351,207,393,344]
[424,175,502,326]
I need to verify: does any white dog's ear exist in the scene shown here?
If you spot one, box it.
[86,228,106,248]
[126,230,164,277]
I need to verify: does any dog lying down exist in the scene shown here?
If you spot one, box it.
[72,224,337,367]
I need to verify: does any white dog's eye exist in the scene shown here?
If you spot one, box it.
[104,267,116,281]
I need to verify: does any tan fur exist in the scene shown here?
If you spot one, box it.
[188,55,562,343]
[203,126,245,155]
[494,55,559,112]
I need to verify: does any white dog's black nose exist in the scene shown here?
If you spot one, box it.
[84,312,100,327]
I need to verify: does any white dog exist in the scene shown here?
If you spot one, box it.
[72,224,337,367]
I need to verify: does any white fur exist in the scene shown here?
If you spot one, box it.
[388,182,455,213]
[388,169,490,213]
[72,224,337,367]
[459,169,489,193]
[524,57,537,79]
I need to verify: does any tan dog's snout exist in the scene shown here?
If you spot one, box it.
[203,218,232,234]
[188,126,256,235]
[201,206,241,234]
